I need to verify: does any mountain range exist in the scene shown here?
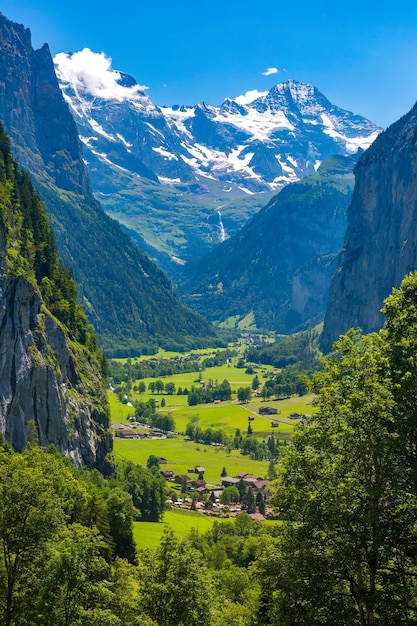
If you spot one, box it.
[0,13,218,355]
[54,50,380,272]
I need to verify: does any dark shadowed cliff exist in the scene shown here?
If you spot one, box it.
[322,102,417,352]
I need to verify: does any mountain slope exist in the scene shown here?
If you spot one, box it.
[54,49,380,271]
[0,13,217,354]
[178,154,357,333]
[0,123,111,470]
[322,101,417,352]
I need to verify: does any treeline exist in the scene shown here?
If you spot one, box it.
[187,379,232,405]
[0,123,103,369]
[0,440,166,626]
[108,348,236,386]
[185,420,282,463]
[247,326,321,370]
[134,398,175,432]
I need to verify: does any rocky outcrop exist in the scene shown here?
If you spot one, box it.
[322,104,417,352]
[0,14,89,194]
[0,273,111,470]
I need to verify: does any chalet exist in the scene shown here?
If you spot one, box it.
[259,406,278,415]
[195,466,205,475]
[115,428,139,439]
[158,456,168,464]
[249,513,266,522]
[271,421,279,428]
[248,415,255,421]
[222,476,241,488]
[244,478,269,493]
[160,469,174,480]
[174,474,192,485]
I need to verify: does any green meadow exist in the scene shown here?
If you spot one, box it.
[109,389,315,439]
[133,508,216,550]
[113,436,269,484]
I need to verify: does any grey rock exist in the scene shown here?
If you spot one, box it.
[0,273,111,471]
[322,103,417,351]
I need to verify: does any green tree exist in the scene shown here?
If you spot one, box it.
[165,382,176,395]
[265,329,417,624]
[146,455,160,470]
[155,379,164,394]
[137,530,213,626]
[28,524,113,626]
[148,381,156,394]
[383,270,417,489]
[237,387,252,403]
[138,381,146,393]
[242,488,256,514]
[220,486,240,505]
[106,488,137,564]
[0,451,65,626]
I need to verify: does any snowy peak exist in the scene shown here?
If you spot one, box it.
[55,50,381,196]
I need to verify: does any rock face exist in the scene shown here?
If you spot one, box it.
[322,103,417,352]
[178,154,356,333]
[0,275,111,470]
[0,13,216,353]
[0,15,89,194]
[0,120,111,471]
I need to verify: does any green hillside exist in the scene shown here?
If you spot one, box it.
[178,154,356,334]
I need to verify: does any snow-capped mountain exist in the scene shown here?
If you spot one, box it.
[55,50,380,197]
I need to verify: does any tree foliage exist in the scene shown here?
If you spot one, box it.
[261,273,417,624]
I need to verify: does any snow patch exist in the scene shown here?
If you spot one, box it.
[152,146,179,160]
[116,133,133,148]
[88,118,116,141]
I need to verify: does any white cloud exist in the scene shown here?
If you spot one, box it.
[262,67,279,76]
[53,48,148,102]
[235,89,269,105]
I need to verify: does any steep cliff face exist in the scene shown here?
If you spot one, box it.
[322,104,417,352]
[0,275,111,469]
[0,123,111,471]
[0,15,89,194]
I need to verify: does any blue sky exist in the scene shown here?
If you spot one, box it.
[2,0,417,128]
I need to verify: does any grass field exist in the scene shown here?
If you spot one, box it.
[113,436,269,484]
[133,508,216,550]
[109,389,315,439]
